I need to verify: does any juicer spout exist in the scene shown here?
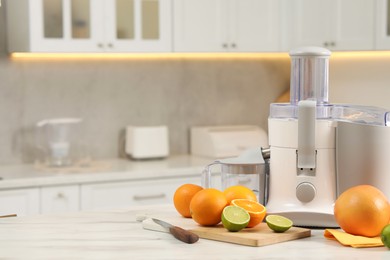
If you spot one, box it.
[261,147,270,160]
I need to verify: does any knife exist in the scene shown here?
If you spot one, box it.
[152,218,199,244]
[0,214,17,218]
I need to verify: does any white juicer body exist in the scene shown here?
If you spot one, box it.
[264,46,338,227]
[266,118,338,227]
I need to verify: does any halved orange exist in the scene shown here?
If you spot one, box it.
[231,199,266,228]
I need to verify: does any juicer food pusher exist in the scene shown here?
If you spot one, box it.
[264,46,390,227]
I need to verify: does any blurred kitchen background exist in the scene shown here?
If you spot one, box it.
[0,0,390,165]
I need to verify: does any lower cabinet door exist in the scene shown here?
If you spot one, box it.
[0,188,40,216]
[80,177,200,210]
[40,185,80,214]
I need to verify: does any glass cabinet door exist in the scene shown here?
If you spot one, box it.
[30,0,101,52]
[141,0,160,40]
[43,0,63,38]
[42,0,92,39]
[116,0,135,39]
[115,0,160,40]
[71,0,91,39]
[106,0,172,52]
[22,0,171,52]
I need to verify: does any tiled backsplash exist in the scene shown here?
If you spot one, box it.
[2,54,390,165]
[0,56,290,164]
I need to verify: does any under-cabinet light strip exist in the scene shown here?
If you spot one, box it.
[9,52,288,60]
[10,51,390,60]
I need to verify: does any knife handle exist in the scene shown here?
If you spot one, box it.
[169,226,199,244]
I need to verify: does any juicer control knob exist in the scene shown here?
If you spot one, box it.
[296,182,316,203]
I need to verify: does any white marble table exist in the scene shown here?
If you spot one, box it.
[0,204,389,260]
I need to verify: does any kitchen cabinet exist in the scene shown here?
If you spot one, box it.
[6,0,172,53]
[40,185,80,214]
[0,177,205,215]
[0,186,79,216]
[375,0,390,49]
[0,176,208,216]
[281,0,374,51]
[80,176,207,210]
[173,0,280,52]
[0,156,214,216]
[0,188,40,216]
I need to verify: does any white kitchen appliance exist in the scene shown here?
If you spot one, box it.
[190,125,268,158]
[125,125,169,159]
[265,47,390,227]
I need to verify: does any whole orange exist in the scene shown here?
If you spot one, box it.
[334,185,390,237]
[223,185,257,204]
[173,184,203,218]
[190,188,228,226]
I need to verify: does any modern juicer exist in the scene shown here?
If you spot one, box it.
[264,46,390,227]
[200,46,390,227]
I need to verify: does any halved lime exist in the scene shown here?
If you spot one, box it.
[381,224,390,248]
[266,215,293,233]
[221,205,250,232]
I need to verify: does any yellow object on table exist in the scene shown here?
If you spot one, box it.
[324,229,384,248]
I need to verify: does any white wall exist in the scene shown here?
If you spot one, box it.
[329,57,390,110]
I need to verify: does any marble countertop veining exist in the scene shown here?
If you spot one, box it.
[0,155,212,189]
[0,204,389,259]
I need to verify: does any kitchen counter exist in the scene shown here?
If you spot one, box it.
[0,204,388,259]
[0,155,217,217]
[0,155,211,189]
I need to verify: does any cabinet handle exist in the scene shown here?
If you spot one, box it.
[56,192,65,199]
[231,43,237,48]
[324,42,329,47]
[133,193,166,201]
[107,43,113,48]
[222,43,228,48]
[330,42,336,47]
[97,43,104,48]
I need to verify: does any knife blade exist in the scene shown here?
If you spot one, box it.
[152,218,199,244]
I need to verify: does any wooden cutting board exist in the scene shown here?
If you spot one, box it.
[142,216,311,247]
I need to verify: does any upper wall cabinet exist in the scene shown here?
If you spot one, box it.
[6,0,172,53]
[281,0,375,51]
[173,0,280,52]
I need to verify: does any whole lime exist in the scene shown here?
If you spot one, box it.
[381,224,390,248]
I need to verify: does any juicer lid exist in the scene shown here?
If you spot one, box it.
[219,147,265,165]
[289,46,331,57]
